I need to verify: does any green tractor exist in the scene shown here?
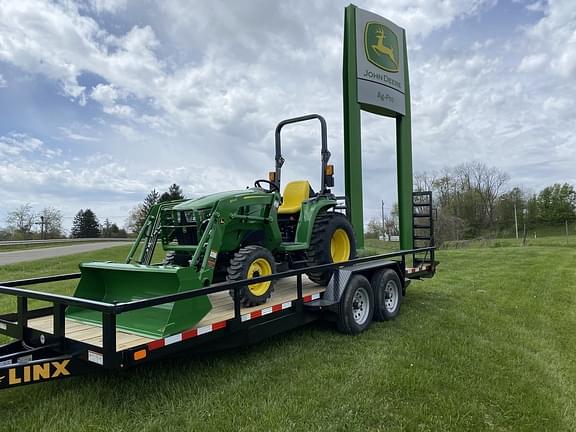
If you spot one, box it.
[67,114,356,338]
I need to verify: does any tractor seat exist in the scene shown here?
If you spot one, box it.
[278,180,314,214]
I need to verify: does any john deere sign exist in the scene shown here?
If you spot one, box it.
[355,8,406,115]
[343,4,413,251]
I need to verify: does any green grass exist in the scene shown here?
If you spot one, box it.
[442,233,575,249]
[362,238,400,255]
[1,241,576,430]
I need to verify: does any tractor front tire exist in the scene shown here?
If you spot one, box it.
[227,245,276,307]
[306,212,356,285]
[164,251,190,267]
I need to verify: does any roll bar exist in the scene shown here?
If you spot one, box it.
[274,114,331,194]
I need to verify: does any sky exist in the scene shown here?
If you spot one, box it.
[0,0,574,233]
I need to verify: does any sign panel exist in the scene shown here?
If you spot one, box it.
[355,8,406,115]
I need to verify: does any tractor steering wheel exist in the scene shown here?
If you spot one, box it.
[254,179,280,192]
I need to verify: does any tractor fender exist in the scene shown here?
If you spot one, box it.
[294,199,337,246]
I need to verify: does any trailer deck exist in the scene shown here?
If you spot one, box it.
[27,276,324,351]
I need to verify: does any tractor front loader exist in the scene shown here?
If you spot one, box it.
[67,114,357,339]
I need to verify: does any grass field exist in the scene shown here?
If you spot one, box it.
[1,241,575,431]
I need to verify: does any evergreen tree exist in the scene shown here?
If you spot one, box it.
[159,183,185,203]
[71,209,101,238]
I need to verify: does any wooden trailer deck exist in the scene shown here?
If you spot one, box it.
[28,276,324,352]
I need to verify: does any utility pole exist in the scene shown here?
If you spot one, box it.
[381,200,385,240]
[35,215,46,240]
[514,203,519,240]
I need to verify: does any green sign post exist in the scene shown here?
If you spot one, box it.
[343,4,413,251]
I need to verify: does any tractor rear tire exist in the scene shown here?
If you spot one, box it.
[306,212,356,285]
[227,245,276,307]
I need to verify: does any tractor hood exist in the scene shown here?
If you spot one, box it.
[172,188,271,211]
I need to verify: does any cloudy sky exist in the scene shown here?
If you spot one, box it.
[0,0,574,232]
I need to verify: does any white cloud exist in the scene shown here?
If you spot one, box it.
[0,0,574,228]
[519,0,576,78]
[58,127,101,142]
[0,73,6,87]
[518,53,547,72]
[84,0,128,14]
[0,1,163,104]
[0,133,43,157]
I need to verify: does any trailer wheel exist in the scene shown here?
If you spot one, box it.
[371,269,402,321]
[227,245,276,307]
[306,212,357,285]
[336,275,374,335]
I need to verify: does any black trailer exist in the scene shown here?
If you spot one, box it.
[0,246,435,390]
[0,191,436,389]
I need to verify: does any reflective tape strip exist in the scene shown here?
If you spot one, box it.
[303,292,321,302]
[197,325,212,336]
[88,351,104,365]
[146,294,322,352]
[164,334,182,346]
[147,320,227,351]
[241,300,293,323]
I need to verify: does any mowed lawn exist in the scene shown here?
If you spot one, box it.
[0,242,575,431]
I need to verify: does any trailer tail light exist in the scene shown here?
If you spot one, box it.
[133,349,147,361]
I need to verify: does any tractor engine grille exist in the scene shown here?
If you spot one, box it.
[160,209,210,247]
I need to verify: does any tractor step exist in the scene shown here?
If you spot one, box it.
[279,242,307,252]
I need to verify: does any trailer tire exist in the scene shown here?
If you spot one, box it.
[336,274,374,335]
[227,245,276,307]
[371,269,402,321]
[306,212,356,285]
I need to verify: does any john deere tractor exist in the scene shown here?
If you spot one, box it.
[67,114,356,338]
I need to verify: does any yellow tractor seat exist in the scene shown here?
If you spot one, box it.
[278,180,312,214]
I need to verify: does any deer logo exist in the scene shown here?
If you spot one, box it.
[372,28,397,67]
[364,22,400,72]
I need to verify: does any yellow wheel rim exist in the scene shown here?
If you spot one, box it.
[330,228,351,263]
[247,258,272,296]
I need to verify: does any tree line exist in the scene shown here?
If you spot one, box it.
[1,183,186,241]
[0,205,128,240]
[367,162,576,244]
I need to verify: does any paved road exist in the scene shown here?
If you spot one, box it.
[0,242,131,266]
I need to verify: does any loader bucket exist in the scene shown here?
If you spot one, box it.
[66,263,212,339]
